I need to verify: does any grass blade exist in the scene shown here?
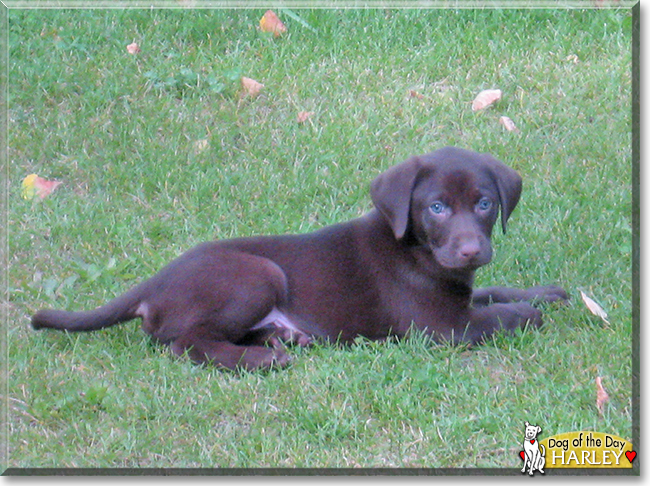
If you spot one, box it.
[280,8,318,34]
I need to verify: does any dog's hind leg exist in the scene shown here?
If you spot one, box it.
[156,248,297,370]
[171,309,310,370]
[238,323,313,349]
[171,325,290,370]
[537,446,546,474]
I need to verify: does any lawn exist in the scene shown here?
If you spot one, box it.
[5,6,636,471]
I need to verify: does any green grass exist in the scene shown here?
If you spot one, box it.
[6,8,634,470]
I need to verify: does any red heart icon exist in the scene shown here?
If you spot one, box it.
[519,451,525,461]
[625,451,636,463]
[530,439,535,444]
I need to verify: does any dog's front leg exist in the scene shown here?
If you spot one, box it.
[460,302,542,344]
[528,451,538,475]
[472,285,568,307]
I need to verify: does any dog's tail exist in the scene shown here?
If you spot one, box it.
[31,284,147,332]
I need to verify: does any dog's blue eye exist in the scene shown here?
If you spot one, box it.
[430,202,445,214]
[477,198,492,211]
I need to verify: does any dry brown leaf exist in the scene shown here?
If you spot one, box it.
[499,115,518,132]
[596,376,610,415]
[126,42,141,54]
[241,77,264,98]
[21,174,62,200]
[297,111,314,123]
[259,10,287,37]
[409,90,424,100]
[580,290,610,324]
[472,89,502,111]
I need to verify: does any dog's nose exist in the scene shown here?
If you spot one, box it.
[459,241,481,260]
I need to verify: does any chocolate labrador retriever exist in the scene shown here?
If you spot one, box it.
[32,147,567,370]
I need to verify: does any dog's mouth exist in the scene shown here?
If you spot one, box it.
[430,244,492,271]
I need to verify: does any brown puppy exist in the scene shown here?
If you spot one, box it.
[32,147,568,370]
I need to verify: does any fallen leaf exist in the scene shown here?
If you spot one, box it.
[595,376,610,415]
[297,111,314,123]
[259,10,287,37]
[22,174,62,200]
[580,290,610,324]
[499,115,518,132]
[409,90,424,100]
[472,88,502,111]
[21,174,38,199]
[241,77,264,98]
[126,42,141,54]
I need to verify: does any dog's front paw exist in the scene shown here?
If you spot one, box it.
[510,302,543,329]
[525,285,569,305]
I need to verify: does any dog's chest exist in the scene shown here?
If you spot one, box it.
[525,439,539,450]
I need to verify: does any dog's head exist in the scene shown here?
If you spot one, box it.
[371,147,522,271]
[524,421,542,440]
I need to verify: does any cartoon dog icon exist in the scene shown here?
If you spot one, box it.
[521,421,546,475]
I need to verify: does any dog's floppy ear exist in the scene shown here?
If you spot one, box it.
[371,156,421,240]
[482,154,522,234]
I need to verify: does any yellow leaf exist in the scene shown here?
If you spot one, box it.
[21,174,38,199]
[259,10,287,37]
[22,174,62,200]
